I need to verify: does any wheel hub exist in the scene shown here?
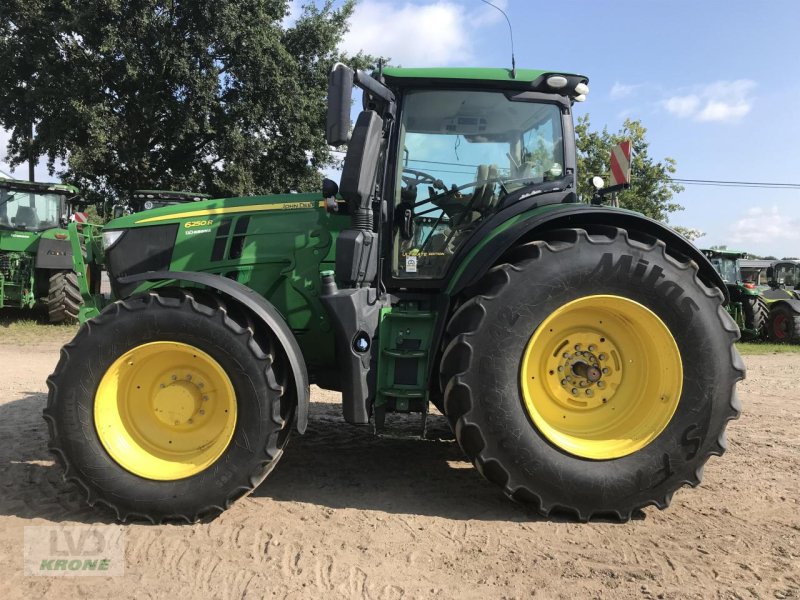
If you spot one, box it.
[152,377,205,427]
[548,336,624,411]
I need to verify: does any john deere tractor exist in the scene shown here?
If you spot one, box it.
[0,178,89,323]
[762,260,800,342]
[45,65,744,523]
[701,249,768,340]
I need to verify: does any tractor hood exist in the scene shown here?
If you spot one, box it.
[105,192,326,231]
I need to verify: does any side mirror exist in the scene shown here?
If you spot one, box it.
[112,205,125,220]
[322,178,339,199]
[327,63,354,146]
[766,266,775,285]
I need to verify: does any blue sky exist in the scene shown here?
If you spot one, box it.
[4,0,799,256]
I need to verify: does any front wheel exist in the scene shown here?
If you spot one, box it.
[44,289,294,522]
[46,270,82,324]
[440,227,744,521]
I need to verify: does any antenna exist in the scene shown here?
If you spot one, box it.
[477,0,516,78]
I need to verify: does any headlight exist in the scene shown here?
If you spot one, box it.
[103,230,126,251]
[144,200,154,210]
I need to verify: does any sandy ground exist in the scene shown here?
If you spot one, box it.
[0,332,798,599]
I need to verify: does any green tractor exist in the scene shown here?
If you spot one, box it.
[112,190,211,218]
[761,260,800,342]
[0,178,91,323]
[701,249,768,340]
[46,65,744,523]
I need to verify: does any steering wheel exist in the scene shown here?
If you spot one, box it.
[402,168,445,191]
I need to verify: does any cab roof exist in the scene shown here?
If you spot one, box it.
[381,67,588,91]
[0,178,78,195]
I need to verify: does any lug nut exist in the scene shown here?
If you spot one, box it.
[561,379,568,385]
[171,375,177,381]
[199,409,205,416]
[574,344,581,351]
[588,345,596,352]
[186,374,192,381]
[598,353,607,361]
[571,388,578,396]
[598,381,606,389]
[586,389,593,397]
[602,368,610,375]
[202,395,209,402]
[160,383,165,389]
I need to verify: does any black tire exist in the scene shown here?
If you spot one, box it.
[766,304,800,343]
[741,296,768,341]
[440,227,744,521]
[44,288,294,523]
[46,270,82,324]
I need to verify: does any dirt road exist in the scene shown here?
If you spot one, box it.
[0,333,798,599]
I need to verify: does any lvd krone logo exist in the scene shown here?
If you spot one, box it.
[24,525,125,576]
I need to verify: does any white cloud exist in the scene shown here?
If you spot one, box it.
[610,82,642,100]
[340,1,476,66]
[728,205,800,244]
[663,95,700,118]
[662,79,756,123]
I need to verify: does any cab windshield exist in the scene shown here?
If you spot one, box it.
[393,89,565,279]
[710,257,740,284]
[0,188,65,232]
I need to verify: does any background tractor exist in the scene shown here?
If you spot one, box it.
[761,260,800,342]
[0,178,92,323]
[701,249,768,340]
[46,65,744,523]
[112,190,211,218]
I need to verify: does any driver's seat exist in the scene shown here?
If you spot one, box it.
[14,206,38,228]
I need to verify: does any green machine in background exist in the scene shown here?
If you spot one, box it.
[47,65,744,524]
[112,190,211,218]
[761,260,800,342]
[0,178,92,322]
[701,249,768,340]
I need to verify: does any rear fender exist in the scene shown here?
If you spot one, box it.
[118,270,311,434]
[448,205,728,303]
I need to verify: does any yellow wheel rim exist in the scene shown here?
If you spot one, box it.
[94,342,237,480]
[520,295,682,460]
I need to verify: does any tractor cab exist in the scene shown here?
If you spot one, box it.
[0,179,78,232]
[701,249,748,286]
[766,261,800,298]
[325,65,588,287]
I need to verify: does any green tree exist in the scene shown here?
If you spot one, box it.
[575,115,685,222]
[0,0,371,204]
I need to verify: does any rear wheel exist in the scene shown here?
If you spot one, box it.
[440,227,744,520]
[46,270,82,324]
[767,304,800,343]
[44,288,294,522]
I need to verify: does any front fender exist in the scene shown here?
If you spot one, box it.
[448,204,728,303]
[118,270,311,434]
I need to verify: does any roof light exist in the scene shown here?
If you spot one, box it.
[574,94,587,102]
[575,82,589,95]
[546,75,568,89]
